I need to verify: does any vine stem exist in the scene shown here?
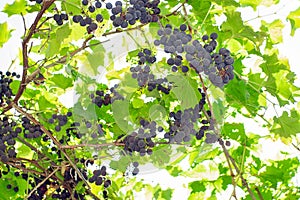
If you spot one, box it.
[26,167,60,199]
[197,72,257,199]
[61,142,124,149]
[11,103,91,190]
[2,0,56,114]
[8,161,45,175]
[11,157,45,172]
[223,143,258,200]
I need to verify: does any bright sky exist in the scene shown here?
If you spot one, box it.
[1,0,300,199]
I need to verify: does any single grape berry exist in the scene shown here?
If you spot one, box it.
[202,35,209,41]
[181,66,189,73]
[96,14,103,22]
[106,2,113,9]
[95,1,102,8]
[210,32,218,40]
[180,24,187,31]
[225,140,231,146]
[88,5,95,13]
[82,0,88,6]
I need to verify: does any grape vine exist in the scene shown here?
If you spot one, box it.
[1,0,297,199]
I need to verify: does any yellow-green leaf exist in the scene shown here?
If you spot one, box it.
[0,22,11,48]
[3,0,27,16]
[287,7,300,36]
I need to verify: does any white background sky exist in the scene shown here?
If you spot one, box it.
[0,0,300,199]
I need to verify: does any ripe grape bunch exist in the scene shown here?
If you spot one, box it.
[72,0,104,33]
[0,71,20,106]
[53,12,69,26]
[120,119,157,156]
[154,24,235,87]
[91,85,123,108]
[163,87,216,144]
[0,116,20,163]
[107,0,161,28]
[130,49,172,93]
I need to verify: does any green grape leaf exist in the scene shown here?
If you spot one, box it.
[189,181,206,193]
[61,0,82,15]
[56,24,72,43]
[85,52,105,76]
[222,123,246,140]
[167,74,200,110]
[3,0,26,16]
[271,110,300,138]
[17,143,34,159]
[239,0,262,10]
[225,78,260,115]
[48,74,73,90]
[0,179,16,200]
[46,38,61,58]
[132,97,144,108]
[166,165,182,177]
[261,20,284,44]
[110,156,131,171]
[212,100,225,125]
[0,22,12,48]
[38,95,56,110]
[161,188,173,199]
[287,7,300,36]
[111,99,132,133]
[189,0,211,18]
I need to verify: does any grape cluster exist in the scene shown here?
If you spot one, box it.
[72,0,104,33]
[121,119,157,156]
[154,25,235,87]
[209,48,234,87]
[108,0,161,28]
[20,117,44,139]
[91,89,112,107]
[130,49,172,93]
[163,88,215,143]
[164,107,199,143]
[132,161,140,175]
[109,84,124,102]
[130,48,156,87]
[48,112,72,132]
[53,13,69,26]
[0,71,20,106]
[0,116,20,162]
[88,166,112,188]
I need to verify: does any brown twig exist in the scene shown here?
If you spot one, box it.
[2,0,56,114]
[61,142,124,149]
[21,12,27,36]
[7,161,45,175]
[11,157,45,172]
[194,68,256,199]
[26,167,60,199]
[292,143,300,152]
[225,146,257,200]
[103,23,147,37]
[255,187,264,200]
